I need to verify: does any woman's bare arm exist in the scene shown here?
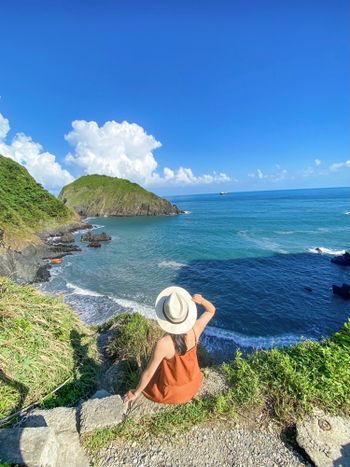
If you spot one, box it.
[123,337,167,403]
[192,294,216,338]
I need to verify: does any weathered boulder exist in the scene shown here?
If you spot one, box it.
[0,427,58,466]
[79,394,125,434]
[87,241,101,248]
[296,410,350,466]
[59,233,75,243]
[81,231,111,242]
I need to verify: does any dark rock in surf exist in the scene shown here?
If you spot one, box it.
[332,283,350,300]
[331,252,350,266]
[87,241,102,248]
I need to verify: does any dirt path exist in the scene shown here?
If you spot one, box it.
[92,423,309,467]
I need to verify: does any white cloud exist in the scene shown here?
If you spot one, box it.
[248,167,287,181]
[315,158,321,166]
[65,119,231,186]
[0,113,73,189]
[329,160,350,172]
[158,167,230,185]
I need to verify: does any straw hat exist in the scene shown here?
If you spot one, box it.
[155,286,197,334]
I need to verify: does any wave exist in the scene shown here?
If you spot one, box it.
[49,279,316,350]
[274,230,295,235]
[237,231,289,254]
[64,281,155,318]
[75,224,104,235]
[50,266,63,277]
[158,260,186,270]
[204,325,310,350]
[66,282,104,297]
[110,297,154,319]
[308,247,346,255]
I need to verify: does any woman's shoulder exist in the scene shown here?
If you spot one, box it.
[156,334,173,349]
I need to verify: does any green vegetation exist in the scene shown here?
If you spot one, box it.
[83,315,350,453]
[0,277,100,421]
[0,154,77,244]
[59,174,179,217]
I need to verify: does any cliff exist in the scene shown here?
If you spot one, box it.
[58,174,181,217]
[0,154,85,282]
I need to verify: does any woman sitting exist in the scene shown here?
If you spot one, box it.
[123,286,216,405]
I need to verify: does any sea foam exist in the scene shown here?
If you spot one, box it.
[308,247,346,255]
[204,325,310,350]
[158,260,186,270]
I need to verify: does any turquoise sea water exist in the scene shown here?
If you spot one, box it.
[40,187,350,360]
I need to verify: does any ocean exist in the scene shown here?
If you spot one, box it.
[39,187,350,361]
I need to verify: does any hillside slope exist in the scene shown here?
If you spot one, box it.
[0,154,79,247]
[0,277,100,420]
[59,174,181,217]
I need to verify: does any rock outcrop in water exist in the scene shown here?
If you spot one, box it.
[59,174,182,217]
[81,231,112,242]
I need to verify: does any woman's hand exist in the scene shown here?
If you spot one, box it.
[123,390,139,404]
[192,294,204,305]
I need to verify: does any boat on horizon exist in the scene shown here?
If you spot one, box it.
[219,191,229,195]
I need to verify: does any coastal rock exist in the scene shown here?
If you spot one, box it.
[0,243,47,284]
[59,232,75,243]
[87,241,101,248]
[81,231,112,242]
[46,243,82,254]
[0,427,58,466]
[332,283,350,300]
[331,252,350,266]
[79,394,125,433]
[296,410,350,466]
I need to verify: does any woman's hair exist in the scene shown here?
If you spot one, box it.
[170,333,187,356]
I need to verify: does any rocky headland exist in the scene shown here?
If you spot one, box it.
[58,174,182,217]
[0,154,90,283]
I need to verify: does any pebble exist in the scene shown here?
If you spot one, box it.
[91,424,310,466]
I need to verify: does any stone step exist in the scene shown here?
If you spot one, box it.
[79,394,126,434]
[296,411,350,467]
[19,407,90,467]
[0,427,58,466]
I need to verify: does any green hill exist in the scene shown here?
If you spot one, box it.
[59,174,181,217]
[0,154,78,246]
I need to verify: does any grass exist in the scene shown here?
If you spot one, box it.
[0,277,100,421]
[0,154,77,245]
[58,174,176,216]
[83,314,350,454]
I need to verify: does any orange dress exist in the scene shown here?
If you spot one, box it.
[142,329,203,404]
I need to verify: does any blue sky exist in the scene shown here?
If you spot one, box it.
[0,0,349,195]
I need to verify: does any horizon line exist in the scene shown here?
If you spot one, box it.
[166,185,350,198]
